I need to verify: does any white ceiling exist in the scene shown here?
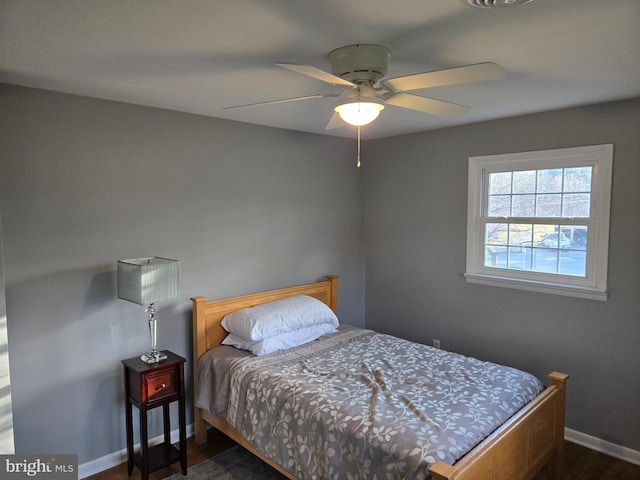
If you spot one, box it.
[1,0,639,139]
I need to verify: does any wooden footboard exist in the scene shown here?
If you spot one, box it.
[429,372,568,480]
[191,276,568,480]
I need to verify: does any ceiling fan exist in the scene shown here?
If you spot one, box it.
[225,44,506,129]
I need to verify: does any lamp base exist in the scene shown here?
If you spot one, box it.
[141,350,168,365]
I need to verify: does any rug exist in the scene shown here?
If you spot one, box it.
[163,445,288,480]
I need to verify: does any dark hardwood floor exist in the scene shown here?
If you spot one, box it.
[85,428,236,480]
[86,431,640,480]
[562,441,640,480]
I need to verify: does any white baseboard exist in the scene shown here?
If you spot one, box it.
[78,424,639,477]
[78,423,194,479]
[565,428,640,466]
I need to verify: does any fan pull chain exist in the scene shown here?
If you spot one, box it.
[356,126,361,168]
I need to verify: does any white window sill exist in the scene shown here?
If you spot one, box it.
[464,273,608,301]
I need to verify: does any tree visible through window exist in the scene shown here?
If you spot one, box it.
[465,145,613,300]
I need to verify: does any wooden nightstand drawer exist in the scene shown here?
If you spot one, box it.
[146,370,176,401]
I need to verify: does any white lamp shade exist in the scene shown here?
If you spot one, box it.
[335,99,384,126]
[117,257,180,305]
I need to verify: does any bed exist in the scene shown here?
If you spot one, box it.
[191,275,568,480]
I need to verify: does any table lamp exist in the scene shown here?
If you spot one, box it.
[117,257,180,364]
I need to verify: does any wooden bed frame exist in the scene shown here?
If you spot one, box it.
[191,275,568,480]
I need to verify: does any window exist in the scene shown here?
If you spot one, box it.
[465,145,613,300]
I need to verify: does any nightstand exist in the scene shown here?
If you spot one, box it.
[122,351,187,480]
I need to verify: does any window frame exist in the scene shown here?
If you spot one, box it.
[465,144,613,301]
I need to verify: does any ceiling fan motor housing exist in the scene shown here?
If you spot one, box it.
[328,44,391,83]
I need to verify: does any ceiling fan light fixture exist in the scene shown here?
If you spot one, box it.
[335,97,385,126]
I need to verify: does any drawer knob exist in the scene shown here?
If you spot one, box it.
[155,383,166,391]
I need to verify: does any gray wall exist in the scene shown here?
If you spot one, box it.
[364,98,640,451]
[0,84,365,462]
[1,82,638,466]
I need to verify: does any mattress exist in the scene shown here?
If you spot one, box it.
[196,326,544,480]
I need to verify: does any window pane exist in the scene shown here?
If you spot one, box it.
[509,224,532,246]
[485,246,508,267]
[488,195,511,217]
[533,248,559,273]
[533,224,554,245]
[562,193,590,217]
[559,250,586,276]
[486,223,508,245]
[512,195,535,216]
[560,226,588,250]
[564,167,592,193]
[489,172,512,194]
[483,217,591,277]
[537,169,563,193]
[514,246,533,270]
[513,170,536,193]
[536,194,562,217]
[484,222,587,278]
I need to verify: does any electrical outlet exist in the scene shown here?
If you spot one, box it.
[433,339,441,349]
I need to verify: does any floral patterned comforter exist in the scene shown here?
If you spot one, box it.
[225,328,544,480]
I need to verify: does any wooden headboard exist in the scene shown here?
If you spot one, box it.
[191,275,338,366]
[190,275,338,451]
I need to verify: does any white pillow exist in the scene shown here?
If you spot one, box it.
[221,295,338,341]
[222,323,338,355]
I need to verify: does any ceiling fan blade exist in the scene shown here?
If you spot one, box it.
[386,93,470,117]
[276,63,355,87]
[224,93,333,110]
[325,111,346,130]
[385,62,506,92]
